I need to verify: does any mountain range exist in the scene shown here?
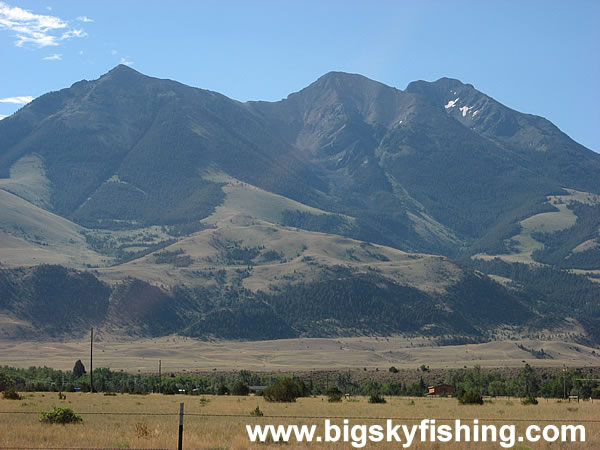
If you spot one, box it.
[0,66,598,343]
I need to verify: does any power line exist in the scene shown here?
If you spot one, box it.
[0,411,598,422]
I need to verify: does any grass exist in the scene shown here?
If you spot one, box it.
[2,336,598,373]
[1,392,598,448]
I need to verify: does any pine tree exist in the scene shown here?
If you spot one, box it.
[73,360,86,378]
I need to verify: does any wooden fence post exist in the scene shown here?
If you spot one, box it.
[178,402,184,450]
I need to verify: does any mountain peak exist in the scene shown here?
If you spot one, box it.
[406,77,474,98]
[310,71,396,94]
[96,64,146,86]
[107,64,141,75]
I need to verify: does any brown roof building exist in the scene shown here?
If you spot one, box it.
[427,383,455,396]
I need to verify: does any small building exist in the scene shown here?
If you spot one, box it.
[427,384,454,396]
[249,385,267,394]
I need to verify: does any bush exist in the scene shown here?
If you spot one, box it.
[2,388,22,400]
[388,366,399,373]
[521,395,538,405]
[231,381,250,396]
[250,406,264,417]
[135,422,151,438]
[327,386,343,403]
[368,393,386,404]
[458,391,484,405]
[40,406,83,424]
[263,377,302,403]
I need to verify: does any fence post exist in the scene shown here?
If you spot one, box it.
[178,402,184,450]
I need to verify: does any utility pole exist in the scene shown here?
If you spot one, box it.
[90,327,94,393]
[563,365,567,399]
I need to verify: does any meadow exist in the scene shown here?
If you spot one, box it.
[1,392,598,449]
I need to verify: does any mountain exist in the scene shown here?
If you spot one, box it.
[0,66,598,342]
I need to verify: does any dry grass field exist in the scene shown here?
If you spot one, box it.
[1,392,598,449]
[1,336,598,373]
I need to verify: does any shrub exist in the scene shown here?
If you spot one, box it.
[521,395,538,405]
[250,406,264,417]
[40,406,83,424]
[135,422,151,438]
[2,388,22,400]
[162,384,177,395]
[263,377,302,403]
[388,366,399,373]
[217,384,230,395]
[327,386,343,403]
[458,391,484,405]
[368,394,386,404]
[231,381,250,396]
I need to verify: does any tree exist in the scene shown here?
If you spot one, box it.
[231,380,250,396]
[217,383,230,395]
[0,372,12,391]
[488,380,506,397]
[518,364,539,397]
[73,360,86,379]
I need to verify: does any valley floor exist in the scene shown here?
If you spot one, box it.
[1,336,597,373]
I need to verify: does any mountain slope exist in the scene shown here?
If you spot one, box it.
[0,66,326,229]
[250,72,599,255]
[407,77,600,193]
[1,66,598,256]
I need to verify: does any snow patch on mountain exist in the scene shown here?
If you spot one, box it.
[459,105,476,117]
[445,98,459,109]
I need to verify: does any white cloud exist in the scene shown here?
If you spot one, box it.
[0,114,7,120]
[0,96,34,104]
[120,56,133,66]
[0,1,87,48]
[42,53,62,60]
[76,16,93,23]
[60,28,86,40]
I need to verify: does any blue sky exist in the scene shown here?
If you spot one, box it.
[1,1,599,152]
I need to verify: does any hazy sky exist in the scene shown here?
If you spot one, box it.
[1,1,599,151]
